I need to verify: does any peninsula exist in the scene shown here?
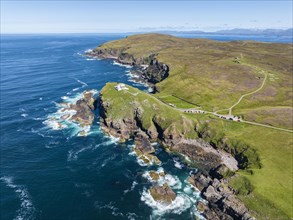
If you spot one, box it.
[88,34,293,219]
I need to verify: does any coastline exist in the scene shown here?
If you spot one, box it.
[97,81,255,220]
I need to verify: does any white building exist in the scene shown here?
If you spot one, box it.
[115,83,129,91]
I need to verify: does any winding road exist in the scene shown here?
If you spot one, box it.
[123,68,292,133]
[228,70,267,115]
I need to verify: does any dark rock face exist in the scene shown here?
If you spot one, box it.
[98,90,252,220]
[86,48,169,85]
[141,59,169,84]
[171,143,223,170]
[135,131,155,154]
[68,91,96,127]
[150,183,176,204]
[189,173,255,220]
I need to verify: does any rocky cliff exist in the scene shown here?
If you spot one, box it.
[98,83,256,219]
[86,48,169,84]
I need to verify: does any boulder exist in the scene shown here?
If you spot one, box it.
[150,183,176,204]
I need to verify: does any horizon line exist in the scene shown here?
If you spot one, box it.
[1,27,292,35]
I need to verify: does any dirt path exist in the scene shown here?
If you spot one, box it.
[241,120,293,133]
[228,70,267,115]
[124,85,293,133]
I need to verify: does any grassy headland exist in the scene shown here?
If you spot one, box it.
[100,83,292,219]
[96,34,292,219]
[96,34,293,130]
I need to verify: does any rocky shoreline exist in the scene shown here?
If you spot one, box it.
[98,88,255,220]
[86,42,255,219]
[85,48,169,91]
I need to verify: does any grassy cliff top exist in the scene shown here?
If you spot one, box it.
[97,34,293,130]
[100,83,292,219]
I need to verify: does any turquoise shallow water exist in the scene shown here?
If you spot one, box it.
[1,34,290,220]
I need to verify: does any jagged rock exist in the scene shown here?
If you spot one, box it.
[149,170,165,181]
[204,185,222,203]
[141,59,169,83]
[65,91,97,127]
[146,125,159,140]
[150,183,176,204]
[210,164,234,179]
[189,172,255,220]
[135,131,155,154]
[86,48,169,85]
[188,173,212,191]
[221,195,249,219]
[196,201,208,213]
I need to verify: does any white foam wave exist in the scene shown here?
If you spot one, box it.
[104,135,120,145]
[165,174,182,189]
[95,202,124,217]
[72,87,79,91]
[141,189,192,216]
[84,49,93,53]
[45,89,99,136]
[124,181,138,194]
[101,154,117,167]
[173,158,184,169]
[0,176,36,220]
[45,141,60,149]
[61,96,69,100]
[32,117,45,121]
[142,168,182,190]
[75,79,88,87]
[21,113,28,118]
[126,212,138,220]
[113,61,132,68]
[43,119,67,130]
[126,71,140,79]
[67,146,93,161]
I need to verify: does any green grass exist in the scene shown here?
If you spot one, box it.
[101,83,293,219]
[96,33,293,129]
[157,95,200,109]
[97,34,293,218]
[229,175,254,195]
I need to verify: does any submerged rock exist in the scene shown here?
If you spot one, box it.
[150,183,176,204]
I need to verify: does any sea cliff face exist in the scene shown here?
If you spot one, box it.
[86,48,169,85]
[98,83,256,220]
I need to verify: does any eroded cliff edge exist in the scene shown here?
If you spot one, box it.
[99,83,258,220]
[86,46,169,86]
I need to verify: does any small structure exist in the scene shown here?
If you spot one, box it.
[115,83,128,91]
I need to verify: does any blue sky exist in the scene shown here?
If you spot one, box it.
[1,1,292,33]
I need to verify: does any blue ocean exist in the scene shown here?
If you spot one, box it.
[0,33,291,220]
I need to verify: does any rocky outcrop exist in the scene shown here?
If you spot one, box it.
[188,172,255,220]
[70,93,96,127]
[150,183,176,204]
[171,139,239,171]
[86,48,169,85]
[98,85,253,219]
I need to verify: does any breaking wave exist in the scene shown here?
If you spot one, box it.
[0,176,36,220]
[141,189,192,217]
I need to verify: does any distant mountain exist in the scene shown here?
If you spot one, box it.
[133,28,293,37]
[215,28,293,36]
